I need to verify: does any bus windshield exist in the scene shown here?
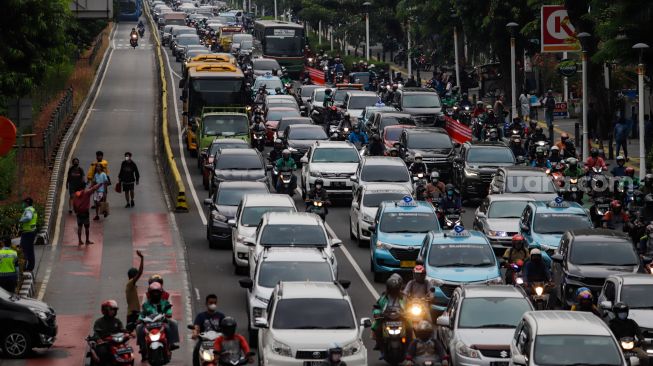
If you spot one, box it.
[189,78,244,116]
[264,36,303,57]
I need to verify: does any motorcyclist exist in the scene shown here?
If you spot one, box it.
[502,235,529,284]
[642,174,653,196]
[405,321,449,366]
[425,171,446,201]
[372,274,406,351]
[334,57,345,74]
[440,184,462,211]
[609,303,650,366]
[563,158,585,178]
[388,147,399,157]
[603,200,630,231]
[526,126,548,155]
[570,287,601,316]
[405,75,418,87]
[90,300,126,364]
[274,86,283,95]
[403,265,431,299]
[275,149,297,192]
[509,135,527,158]
[639,194,653,224]
[385,84,399,104]
[555,132,570,153]
[137,282,180,360]
[325,346,347,366]
[508,117,524,136]
[192,294,225,366]
[146,274,170,301]
[549,146,563,164]
[347,125,369,146]
[523,249,551,287]
[367,134,385,156]
[584,148,608,171]
[323,88,335,124]
[472,101,485,117]
[611,156,627,177]
[280,70,292,86]
[305,178,330,214]
[137,20,144,29]
[563,139,577,159]
[130,28,138,39]
[251,115,266,136]
[213,317,253,364]
[268,139,284,163]
[459,93,472,108]
[531,146,552,169]
[408,153,429,176]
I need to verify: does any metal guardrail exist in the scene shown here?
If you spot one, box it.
[88,32,104,66]
[42,87,73,165]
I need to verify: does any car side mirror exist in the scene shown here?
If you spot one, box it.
[551,253,563,262]
[254,317,268,328]
[338,279,351,289]
[476,212,486,219]
[351,202,359,210]
[300,156,309,164]
[600,300,613,310]
[436,315,451,328]
[520,223,530,232]
[227,219,236,226]
[360,317,372,328]
[203,198,212,206]
[369,225,376,232]
[511,354,528,366]
[331,239,342,247]
[239,278,253,289]
[349,175,358,182]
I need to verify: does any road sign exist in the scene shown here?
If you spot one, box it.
[541,5,580,53]
[557,59,578,77]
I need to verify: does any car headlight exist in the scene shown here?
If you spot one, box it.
[362,213,374,223]
[212,212,227,222]
[375,240,392,250]
[271,340,293,357]
[464,168,479,177]
[488,230,507,237]
[236,234,249,243]
[310,170,322,177]
[29,308,48,320]
[342,339,363,356]
[201,349,215,361]
[455,341,480,359]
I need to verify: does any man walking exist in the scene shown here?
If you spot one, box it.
[66,158,85,214]
[118,152,140,208]
[73,184,101,245]
[543,90,556,132]
[0,237,18,293]
[18,197,38,272]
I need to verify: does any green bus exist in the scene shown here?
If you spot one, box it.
[253,20,305,75]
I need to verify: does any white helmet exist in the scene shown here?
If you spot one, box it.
[414,153,423,159]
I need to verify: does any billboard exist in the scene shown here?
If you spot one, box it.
[70,0,113,19]
[541,5,580,53]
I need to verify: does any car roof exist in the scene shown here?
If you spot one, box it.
[499,166,549,176]
[405,127,448,135]
[526,311,612,336]
[461,284,528,299]
[361,183,412,193]
[379,200,436,213]
[400,87,437,93]
[266,107,296,112]
[217,148,260,157]
[253,57,279,63]
[314,140,356,149]
[241,194,295,207]
[211,138,248,145]
[567,228,631,241]
[218,181,268,190]
[346,90,377,97]
[530,200,586,214]
[277,281,346,299]
[362,156,407,166]
[280,116,312,123]
[287,124,323,131]
[378,112,412,118]
[428,229,490,244]
[263,212,323,226]
[486,194,536,203]
[465,141,509,148]
[608,273,653,285]
[176,34,200,38]
[267,95,296,101]
[262,247,328,263]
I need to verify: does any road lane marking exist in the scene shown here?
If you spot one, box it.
[195,287,200,301]
[162,47,207,226]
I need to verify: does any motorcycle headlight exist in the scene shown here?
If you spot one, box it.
[342,339,363,356]
[375,240,392,250]
[621,340,635,350]
[409,304,423,316]
[310,170,322,177]
[455,341,480,359]
[464,168,479,177]
[148,332,161,342]
[535,286,544,296]
[201,349,215,361]
[488,230,507,237]
[385,327,402,335]
[570,178,578,184]
[515,277,524,285]
[272,340,293,357]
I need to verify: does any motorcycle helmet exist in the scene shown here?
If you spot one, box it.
[413,265,426,283]
[430,171,440,184]
[325,88,332,95]
[392,84,398,91]
[529,120,538,130]
[645,174,653,187]
[625,167,635,177]
[535,146,545,158]
[530,248,542,262]
[560,132,569,142]
[386,273,403,296]
[590,148,599,158]
[567,157,578,168]
[388,147,399,157]
[535,126,543,135]
[476,101,484,107]
[610,200,622,213]
[414,320,433,341]
[101,299,119,316]
[613,302,629,320]
[315,178,324,189]
[550,145,560,154]
[282,149,291,159]
[616,155,625,165]
[147,282,163,302]
[220,316,237,337]
[414,153,423,162]
[148,274,164,286]
[274,139,283,149]
[575,287,593,308]
[445,183,455,196]
[328,347,343,363]
[372,133,381,142]
[511,234,525,248]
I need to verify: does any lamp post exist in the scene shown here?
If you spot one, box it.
[273,0,277,20]
[506,22,519,120]
[451,12,461,90]
[633,43,650,179]
[362,2,371,60]
[407,18,412,77]
[578,32,591,162]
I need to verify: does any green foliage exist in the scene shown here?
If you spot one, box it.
[0,150,17,200]
[0,201,44,239]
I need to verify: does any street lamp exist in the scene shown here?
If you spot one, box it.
[506,22,519,120]
[577,32,591,162]
[274,0,277,20]
[450,11,461,90]
[363,2,371,60]
[633,42,650,179]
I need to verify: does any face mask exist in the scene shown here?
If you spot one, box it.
[73,162,79,167]
[208,304,217,311]
[125,156,131,161]
[447,190,454,196]
[617,312,628,320]
[97,157,103,162]
[415,159,422,163]
[315,184,322,190]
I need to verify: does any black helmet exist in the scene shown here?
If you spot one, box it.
[445,183,455,192]
[590,148,599,158]
[535,126,543,134]
[220,316,237,337]
[645,174,653,186]
[645,194,653,205]
[386,273,403,294]
[315,178,324,187]
[325,88,332,95]
[328,347,343,363]
[613,302,629,319]
[372,134,381,141]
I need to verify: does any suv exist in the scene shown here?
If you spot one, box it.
[436,285,533,366]
[393,87,442,125]
[489,166,558,200]
[282,125,329,164]
[238,247,339,345]
[473,194,534,253]
[300,141,361,199]
[597,274,653,341]
[366,111,415,136]
[349,183,412,245]
[342,90,378,118]
[551,229,644,308]
[398,127,455,177]
[349,156,413,195]
[255,281,369,366]
[209,148,269,196]
[510,311,626,366]
[200,138,248,190]
[452,141,516,200]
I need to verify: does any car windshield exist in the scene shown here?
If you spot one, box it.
[253,60,280,70]
[620,285,653,309]
[202,115,249,135]
[216,154,262,170]
[187,49,210,58]
[259,224,328,246]
[266,109,300,121]
[505,175,557,193]
[312,148,360,163]
[384,128,405,142]
[380,212,438,233]
[176,36,200,45]
[258,261,333,287]
[407,133,452,149]
[209,142,247,155]
[239,40,253,49]
[334,90,348,102]
[348,95,378,110]
[428,243,496,267]
[288,127,327,140]
[264,36,303,57]
[254,78,283,91]
[278,119,311,131]
[363,192,409,207]
[467,148,515,163]
[458,298,531,328]
[487,201,529,218]
[533,213,592,234]
[300,87,317,97]
[174,28,196,36]
[273,298,355,329]
[216,187,266,206]
[402,93,441,108]
[361,165,409,182]
[241,206,295,226]
[534,335,621,366]
[569,240,639,266]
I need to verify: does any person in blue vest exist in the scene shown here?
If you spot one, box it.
[18,197,38,272]
[0,237,18,293]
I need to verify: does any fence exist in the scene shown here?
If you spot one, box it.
[42,88,73,166]
[87,32,105,66]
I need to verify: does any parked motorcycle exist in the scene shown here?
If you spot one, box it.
[85,332,134,366]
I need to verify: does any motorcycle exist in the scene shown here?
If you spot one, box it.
[85,332,134,366]
[335,71,344,84]
[141,312,172,365]
[526,282,551,310]
[528,139,549,159]
[501,260,524,285]
[563,176,584,203]
[587,166,609,198]
[138,26,145,38]
[374,304,409,366]
[306,199,327,220]
[458,106,472,125]
[546,162,566,189]
[251,131,265,152]
[439,208,462,230]
[274,167,295,196]
[620,337,643,366]
[589,196,612,228]
[130,33,138,48]
[406,297,431,331]
[187,325,221,366]
[218,351,255,366]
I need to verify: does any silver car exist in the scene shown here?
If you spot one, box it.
[473,195,534,252]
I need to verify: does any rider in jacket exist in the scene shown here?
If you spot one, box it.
[609,303,649,366]
[440,184,462,211]
[409,153,429,176]
[523,249,551,287]
[570,287,601,316]
[403,265,431,299]
[192,294,224,366]
[531,146,552,169]
[305,178,330,212]
[91,300,126,364]
[563,158,584,178]
[405,321,449,366]
[137,282,180,358]
[372,274,406,351]
[502,235,529,284]
[275,149,297,191]
[367,134,385,156]
[348,125,369,146]
[213,317,253,364]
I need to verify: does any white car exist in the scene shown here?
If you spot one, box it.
[349,156,413,195]
[238,247,340,346]
[342,90,379,119]
[307,87,327,122]
[349,183,412,244]
[229,194,297,273]
[256,281,369,366]
[300,141,360,199]
[245,212,342,279]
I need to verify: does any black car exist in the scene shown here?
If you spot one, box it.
[393,87,442,126]
[276,117,313,140]
[282,124,328,164]
[551,229,647,308]
[452,141,516,200]
[209,149,270,196]
[488,166,558,200]
[397,127,455,177]
[204,181,269,249]
[365,112,415,136]
[0,288,57,358]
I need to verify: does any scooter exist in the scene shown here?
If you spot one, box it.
[273,167,295,196]
[138,26,145,38]
[142,313,172,366]
[130,33,138,48]
[439,208,462,230]
[525,282,552,310]
[306,199,327,220]
[85,332,134,366]
[251,132,265,152]
[218,351,255,366]
[619,337,643,366]
[186,325,220,366]
[374,304,409,366]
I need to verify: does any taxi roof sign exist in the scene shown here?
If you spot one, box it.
[395,195,417,207]
[547,196,570,208]
[444,225,471,237]
[190,54,233,63]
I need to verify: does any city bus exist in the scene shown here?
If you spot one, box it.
[253,20,305,76]
[118,0,142,21]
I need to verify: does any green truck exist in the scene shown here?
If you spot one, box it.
[196,106,250,164]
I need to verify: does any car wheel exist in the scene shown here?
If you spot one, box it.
[2,330,32,358]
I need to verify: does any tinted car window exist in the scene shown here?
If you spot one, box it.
[458,298,531,328]
[428,244,495,267]
[209,142,247,155]
[467,148,515,163]
[407,133,452,149]
[259,224,327,246]
[287,127,327,140]
[620,285,653,308]
[533,213,592,234]
[402,93,441,108]
[216,154,262,169]
[488,201,529,218]
[312,148,359,163]
[569,240,639,266]
[361,165,409,182]
[258,261,332,287]
[348,96,378,109]
[534,335,621,366]
[273,299,355,329]
[241,206,294,226]
[380,212,438,233]
[216,187,267,206]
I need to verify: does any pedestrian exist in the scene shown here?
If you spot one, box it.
[87,150,110,183]
[92,164,109,220]
[126,250,144,326]
[645,115,653,155]
[66,158,86,214]
[494,95,506,125]
[614,115,630,161]
[519,90,530,122]
[73,184,101,245]
[18,197,38,272]
[0,236,18,293]
[118,152,140,208]
[543,90,556,131]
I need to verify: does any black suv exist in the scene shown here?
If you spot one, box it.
[398,127,455,177]
[452,141,516,200]
[551,229,648,308]
[393,87,442,126]
[0,288,57,358]
[209,149,270,196]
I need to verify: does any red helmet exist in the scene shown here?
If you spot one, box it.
[101,299,118,316]
[511,234,525,245]
[625,167,635,177]
[610,200,622,210]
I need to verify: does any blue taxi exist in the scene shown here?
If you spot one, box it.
[519,197,593,253]
[417,226,502,311]
[370,196,440,282]
[251,73,284,98]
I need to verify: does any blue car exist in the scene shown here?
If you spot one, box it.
[251,74,284,98]
[417,226,502,312]
[519,198,593,254]
[370,197,440,282]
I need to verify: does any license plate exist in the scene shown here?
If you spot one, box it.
[304,362,324,366]
[385,321,403,327]
[331,181,346,188]
[203,341,214,348]
[116,347,133,355]
[400,260,416,268]
[490,362,509,366]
